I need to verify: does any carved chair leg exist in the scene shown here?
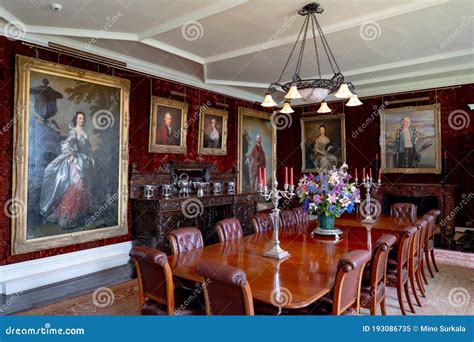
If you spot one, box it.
[425,249,435,278]
[415,268,426,298]
[397,283,406,315]
[430,249,439,272]
[404,282,416,314]
[380,297,387,316]
[420,258,429,285]
[409,271,422,307]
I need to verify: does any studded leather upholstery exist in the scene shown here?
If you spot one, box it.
[167,227,204,255]
[196,262,254,315]
[129,246,205,315]
[279,209,298,230]
[251,212,274,233]
[390,203,417,223]
[215,218,243,242]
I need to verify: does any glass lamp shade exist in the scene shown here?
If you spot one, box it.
[280,101,294,114]
[334,83,353,99]
[317,101,331,113]
[345,94,363,107]
[298,87,330,103]
[261,93,278,107]
[285,84,302,99]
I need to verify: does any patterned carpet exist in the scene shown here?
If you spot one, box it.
[18,249,473,316]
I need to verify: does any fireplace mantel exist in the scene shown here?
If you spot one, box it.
[377,183,456,246]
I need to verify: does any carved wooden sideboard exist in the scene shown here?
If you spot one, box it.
[130,162,258,253]
[377,183,456,247]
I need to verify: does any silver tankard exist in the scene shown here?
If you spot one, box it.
[227,181,235,194]
[213,182,222,194]
[143,185,156,199]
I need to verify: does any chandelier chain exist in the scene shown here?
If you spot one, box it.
[314,15,340,74]
[275,12,307,84]
[310,14,322,80]
[295,15,311,77]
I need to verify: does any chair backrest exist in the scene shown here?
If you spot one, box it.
[332,250,371,315]
[398,226,417,272]
[292,206,309,226]
[167,227,204,255]
[390,203,417,223]
[415,217,429,254]
[215,218,243,242]
[279,209,298,230]
[251,212,274,233]
[427,209,441,239]
[371,234,397,288]
[129,246,174,315]
[196,262,254,315]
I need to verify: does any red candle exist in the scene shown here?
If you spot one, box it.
[378,168,382,181]
[444,151,447,159]
[363,168,366,179]
[369,168,372,179]
[285,167,288,184]
[355,168,358,180]
[263,168,267,185]
[290,167,294,186]
[258,167,262,184]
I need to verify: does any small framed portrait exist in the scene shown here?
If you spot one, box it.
[198,107,228,155]
[301,114,346,172]
[380,104,441,174]
[149,96,188,154]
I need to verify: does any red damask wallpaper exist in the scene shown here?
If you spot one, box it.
[0,37,264,265]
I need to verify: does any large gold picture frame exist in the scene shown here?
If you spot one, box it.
[237,107,276,193]
[149,96,188,154]
[380,104,441,174]
[198,107,228,156]
[301,113,346,172]
[12,55,130,255]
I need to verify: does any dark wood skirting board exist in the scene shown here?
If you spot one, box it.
[0,263,134,316]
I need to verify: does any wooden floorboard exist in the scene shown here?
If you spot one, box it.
[0,263,134,316]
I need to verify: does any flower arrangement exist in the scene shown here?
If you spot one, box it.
[297,164,360,217]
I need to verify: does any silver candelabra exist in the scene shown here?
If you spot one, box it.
[355,174,381,224]
[259,179,295,259]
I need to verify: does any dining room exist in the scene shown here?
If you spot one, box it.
[0,0,473,340]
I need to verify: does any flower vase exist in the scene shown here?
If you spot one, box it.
[312,212,342,238]
[319,212,335,230]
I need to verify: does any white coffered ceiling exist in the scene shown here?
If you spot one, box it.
[0,0,473,103]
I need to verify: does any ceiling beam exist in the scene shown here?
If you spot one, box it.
[137,0,249,40]
[204,0,449,63]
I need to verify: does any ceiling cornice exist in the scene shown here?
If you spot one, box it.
[0,28,262,103]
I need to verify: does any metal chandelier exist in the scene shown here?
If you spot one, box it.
[261,2,362,113]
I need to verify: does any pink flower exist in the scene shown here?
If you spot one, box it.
[328,193,337,204]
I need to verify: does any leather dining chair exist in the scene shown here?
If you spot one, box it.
[426,209,441,277]
[251,212,274,233]
[386,226,417,315]
[292,206,309,227]
[310,250,371,315]
[196,261,254,315]
[390,203,417,223]
[414,217,429,292]
[279,209,298,230]
[167,227,204,255]
[129,246,205,315]
[407,219,426,307]
[215,218,243,242]
[360,234,397,315]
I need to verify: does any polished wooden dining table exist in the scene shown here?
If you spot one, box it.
[168,214,415,311]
